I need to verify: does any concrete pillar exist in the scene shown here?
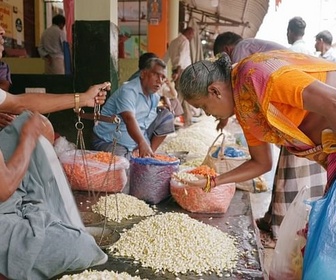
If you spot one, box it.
[73,0,119,92]
[168,0,179,42]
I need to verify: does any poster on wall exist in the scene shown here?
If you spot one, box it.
[0,0,24,51]
[148,0,162,25]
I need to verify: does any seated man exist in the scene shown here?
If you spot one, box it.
[128,52,183,119]
[0,82,110,280]
[92,57,175,159]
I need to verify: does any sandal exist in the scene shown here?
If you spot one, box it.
[256,218,272,233]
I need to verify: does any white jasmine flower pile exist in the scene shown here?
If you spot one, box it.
[109,212,238,276]
[58,269,144,279]
[158,116,221,157]
[91,193,155,223]
[180,157,204,168]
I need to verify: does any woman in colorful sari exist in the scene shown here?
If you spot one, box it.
[178,50,336,279]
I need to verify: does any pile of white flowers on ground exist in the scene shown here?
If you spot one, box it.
[158,116,219,156]
[180,157,204,168]
[92,193,155,223]
[58,269,145,280]
[158,115,237,158]
[109,212,239,276]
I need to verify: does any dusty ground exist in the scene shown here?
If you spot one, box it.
[250,190,274,280]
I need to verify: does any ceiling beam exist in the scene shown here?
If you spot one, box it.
[181,2,249,27]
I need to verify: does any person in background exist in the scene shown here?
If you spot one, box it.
[213,31,286,66]
[38,14,67,74]
[178,51,336,275]
[213,31,287,131]
[286,16,313,55]
[0,78,110,279]
[92,57,175,159]
[315,30,336,62]
[127,52,157,81]
[0,26,16,129]
[163,27,195,127]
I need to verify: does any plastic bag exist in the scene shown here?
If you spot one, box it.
[269,185,313,280]
[129,155,179,204]
[302,181,336,280]
[170,179,236,213]
[59,150,130,192]
[53,136,76,157]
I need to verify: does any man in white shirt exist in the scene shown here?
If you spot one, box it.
[164,27,195,127]
[38,14,67,74]
[315,30,336,62]
[287,16,313,55]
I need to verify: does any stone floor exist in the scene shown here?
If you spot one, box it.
[250,190,274,280]
[249,144,280,280]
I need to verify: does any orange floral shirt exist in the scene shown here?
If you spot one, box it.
[232,50,336,151]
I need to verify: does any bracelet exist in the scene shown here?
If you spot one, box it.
[74,93,81,113]
[202,175,212,193]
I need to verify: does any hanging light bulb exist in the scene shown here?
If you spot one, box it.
[211,0,219,7]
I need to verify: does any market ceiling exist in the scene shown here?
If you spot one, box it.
[180,0,270,38]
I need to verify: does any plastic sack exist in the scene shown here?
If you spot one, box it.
[170,179,236,213]
[129,155,179,204]
[53,136,76,157]
[59,150,130,192]
[302,181,336,280]
[269,185,313,280]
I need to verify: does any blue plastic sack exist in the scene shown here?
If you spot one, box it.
[303,181,336,280]
[130,156,180,166]
[211,146,246,158]
[129,155,179,204]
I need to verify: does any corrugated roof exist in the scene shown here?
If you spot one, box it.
[181,0,269,38]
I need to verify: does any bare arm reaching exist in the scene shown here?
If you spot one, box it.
[0,82,110,114]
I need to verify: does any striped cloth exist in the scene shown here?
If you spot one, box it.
[262,147,326,240]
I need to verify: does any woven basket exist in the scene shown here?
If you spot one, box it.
[202,133,255,192]
[202,133,249,168]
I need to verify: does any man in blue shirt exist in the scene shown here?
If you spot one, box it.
[93,57,175,158]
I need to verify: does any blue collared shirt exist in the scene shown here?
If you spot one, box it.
[93,77,160,151]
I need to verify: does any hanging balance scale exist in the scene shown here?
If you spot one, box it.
[69,86,122,248]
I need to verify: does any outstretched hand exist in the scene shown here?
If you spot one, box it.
[137,141,155,158]
[174,176,207,189]
[84,81,111,107]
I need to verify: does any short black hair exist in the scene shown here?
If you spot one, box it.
[138,52,158,70]
[316,30,333,45]
[287,16,306,36]
[213,32,243,55]
[52,14,66,26]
